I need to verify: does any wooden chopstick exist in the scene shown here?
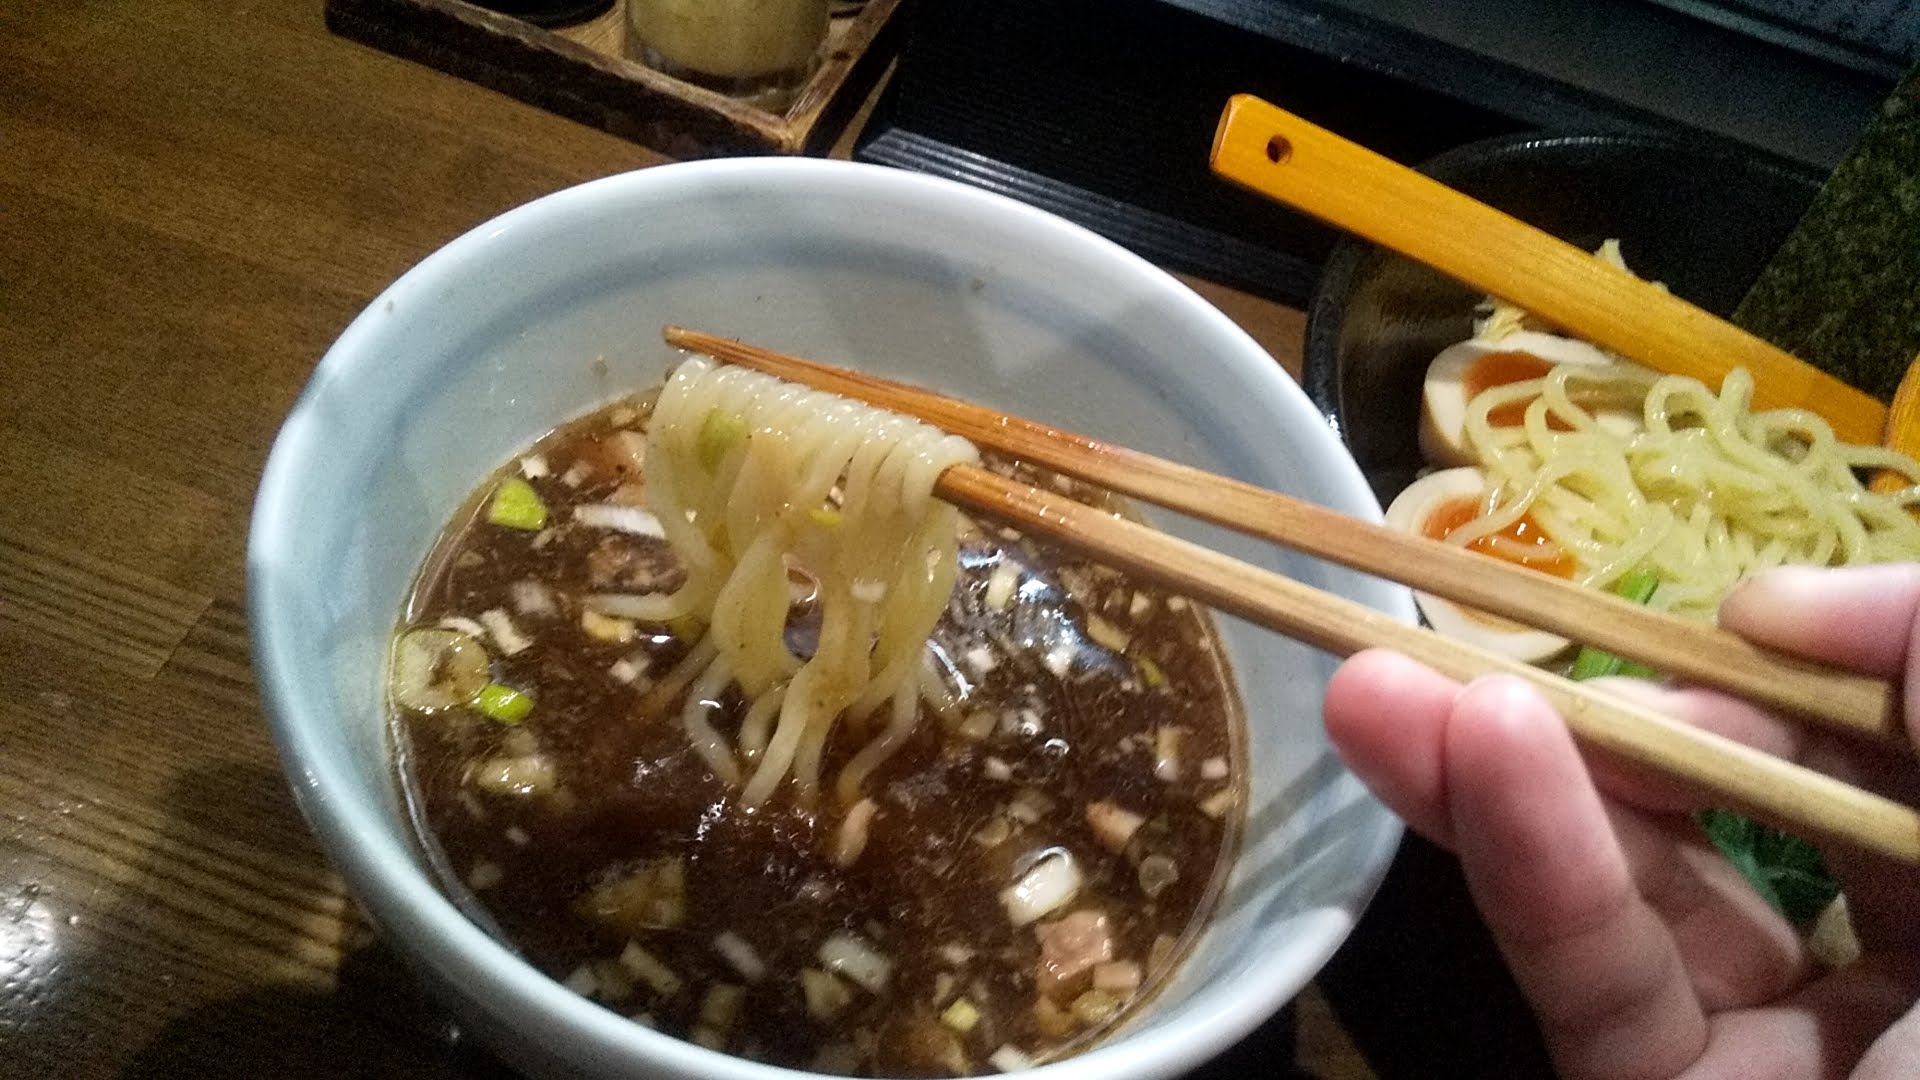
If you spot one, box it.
[665,329,1920,864]
[937,467,1920,865]
[666,326,1902,747]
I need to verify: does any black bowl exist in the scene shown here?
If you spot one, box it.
[1302,131,1822,506]
[1298,131,1823,1078]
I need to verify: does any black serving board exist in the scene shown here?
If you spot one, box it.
[856,0,1856,306]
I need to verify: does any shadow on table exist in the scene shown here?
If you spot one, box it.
[114,761,518,1080]
[119,944,517,1080]
[1316,834,1556,1080]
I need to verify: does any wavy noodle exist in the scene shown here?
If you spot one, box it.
[681,655,742,786]
[836,681,922,808]
[1452,362,1920,619]
[736,684,785,762]
[641,355,978,810]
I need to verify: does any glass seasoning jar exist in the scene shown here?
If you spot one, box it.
[628,0,830,110]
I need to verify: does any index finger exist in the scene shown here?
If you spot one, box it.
[1441,676,1711,1079]
[1720,564,1920,681]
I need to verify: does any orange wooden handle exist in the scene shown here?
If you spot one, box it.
[1209,94,1887,446]
[1873,353,1920,493]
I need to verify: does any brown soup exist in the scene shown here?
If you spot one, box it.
[391,393,1245,1075]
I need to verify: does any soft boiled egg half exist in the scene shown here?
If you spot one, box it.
[1384,466,1576,663]
[1419,330,1635,467]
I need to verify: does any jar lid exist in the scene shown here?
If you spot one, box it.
[467,0,614,29]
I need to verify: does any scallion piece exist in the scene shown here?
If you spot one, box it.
[487,477,548,531]
[698,410,748,469]
[474,682,534,724]
[390,627,490,711]
[939,996,981,1034]
[1608,566,1661,606]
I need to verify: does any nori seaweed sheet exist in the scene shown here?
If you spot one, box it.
[1734,66,1920,402]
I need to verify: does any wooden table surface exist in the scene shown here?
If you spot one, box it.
[0,1,1321,1076]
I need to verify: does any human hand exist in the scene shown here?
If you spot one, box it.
[1323,563,1920,1080]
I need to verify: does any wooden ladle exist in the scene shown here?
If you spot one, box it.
[1209,94,1886,445]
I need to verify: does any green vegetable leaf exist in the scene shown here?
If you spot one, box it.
[1567,567,1663,680]
[1698,808,1839,928]
[1568,648,1659,681]
[1564,567,1840,928]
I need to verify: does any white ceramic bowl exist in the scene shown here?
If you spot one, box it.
[248,158,1409,1080]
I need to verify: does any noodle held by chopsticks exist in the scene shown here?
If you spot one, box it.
[640,355,977,808]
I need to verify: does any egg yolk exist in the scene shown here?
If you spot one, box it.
[1421,494,1576,577]
[1464,351,1573,430]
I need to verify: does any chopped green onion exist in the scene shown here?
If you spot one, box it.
[1085,613,1131,652]
[808,506,842,528]
[390,627,490,711]
[939,996,981,1034]
[698,410,748,469]
[799,968,852,1020]
[1608,566,1661,606]
[1070,988,1124,1025]
[985,561,1020,610]
[487,477,548,530]
[666,614,706,644]
[699,983,745,1032]
[1134,655,1167,690]
[474,682,534,724]
[618,941,682,997]
[1568,568,1662,681]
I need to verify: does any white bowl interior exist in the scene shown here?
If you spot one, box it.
[249,159,1410,1080]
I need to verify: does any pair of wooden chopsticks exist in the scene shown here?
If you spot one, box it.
[665,326,1920,866]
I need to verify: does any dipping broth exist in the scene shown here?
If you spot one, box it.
[390,391,1245,1075]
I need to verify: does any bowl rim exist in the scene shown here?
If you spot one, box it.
[247,155,1406,1080]
[1300,128,1824,439]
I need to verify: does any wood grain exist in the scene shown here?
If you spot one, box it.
[0,526,209,679]
[326,0,904,155]
[0,0,649,1073]
[0,8,1363,1078]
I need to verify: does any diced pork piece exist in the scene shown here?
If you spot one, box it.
[585,536,683,592]
[1034,909,1114,1001]
[1084,801,1144,853]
